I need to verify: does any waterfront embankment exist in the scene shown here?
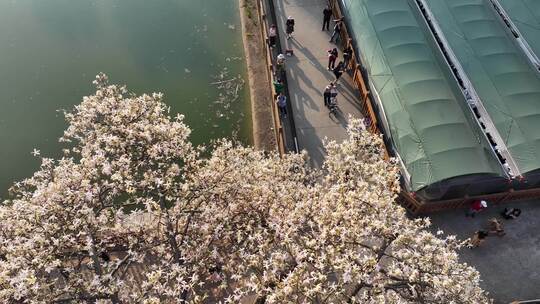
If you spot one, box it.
[238,0,278,151]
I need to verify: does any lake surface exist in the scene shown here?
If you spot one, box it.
[0,0,251,197]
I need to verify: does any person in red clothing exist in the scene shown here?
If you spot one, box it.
[465,200,487,218]
[327,48,338,70]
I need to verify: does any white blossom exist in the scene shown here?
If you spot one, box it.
[0,75,490,303]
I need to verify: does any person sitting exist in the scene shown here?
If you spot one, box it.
[465,200,488,218]
[501,207,521,220]
[488,218,505,236]
[470,230,489,247]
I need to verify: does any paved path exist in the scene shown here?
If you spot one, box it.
[274,0,363,167]
[428,200,540,303]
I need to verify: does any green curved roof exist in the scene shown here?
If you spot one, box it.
[341,0,504,191]
[425,0,540,174]
[497,0,540,59]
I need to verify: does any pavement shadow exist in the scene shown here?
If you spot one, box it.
[335,77,364,113]
[273,0,364,168]
[289,38,332,72]
[328,106,348,127]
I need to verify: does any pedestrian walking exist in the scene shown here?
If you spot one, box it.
[329,18,343,43]
[268,24,277,48]
[327,48,338,70]
[276,92,287,117]
[488,218,505,236]
[470,230,489,247]
[286,16,295,39]
[273,78,284,95]
[322,5,332,31]
[323,83,333,107]
[343,41,353,70]
[465,200,487,218]
[333,61,344,82]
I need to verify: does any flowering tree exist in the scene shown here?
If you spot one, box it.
[0,75,490,303]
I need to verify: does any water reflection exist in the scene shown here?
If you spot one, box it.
[0,0,251,197]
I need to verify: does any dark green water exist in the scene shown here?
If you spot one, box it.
[0,0,251,197]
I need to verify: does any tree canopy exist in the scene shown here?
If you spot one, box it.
[0,74,490,303]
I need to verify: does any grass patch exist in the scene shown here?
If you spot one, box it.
[243,0,258,25]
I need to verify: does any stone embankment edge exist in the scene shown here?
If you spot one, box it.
[238,0,277,151]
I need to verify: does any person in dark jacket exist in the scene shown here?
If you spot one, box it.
[501,207,521,219]
[323,83,333,107]
[268,24,277,48]
[343,41,353,70]
[322,6,332,31]
[286,16,295,39]
[329,18,343,43]
[333,61,344,82]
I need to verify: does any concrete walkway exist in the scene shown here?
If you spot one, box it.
[274,0,363,167]
[428,200,540,303]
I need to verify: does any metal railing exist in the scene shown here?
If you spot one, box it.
[329,0,380,135]
[400,186,540,215]
[255,0,286,155]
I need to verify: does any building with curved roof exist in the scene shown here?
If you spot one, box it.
[339,0,540,202]
[425,0,540,177]
[340,0,507,199]
[496,0,540,64]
